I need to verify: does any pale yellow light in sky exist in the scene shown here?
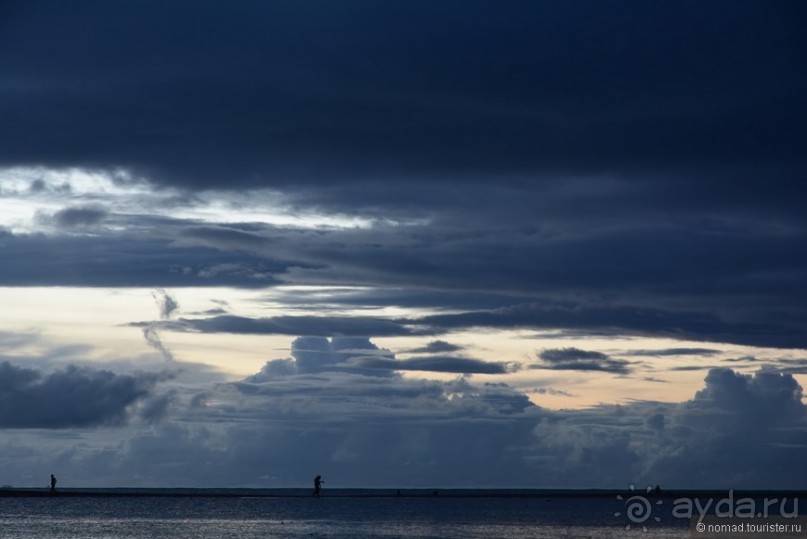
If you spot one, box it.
[1,286,803,410]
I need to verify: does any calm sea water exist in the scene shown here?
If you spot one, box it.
[0,493,692,538]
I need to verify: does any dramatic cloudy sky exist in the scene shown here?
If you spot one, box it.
[0,1,806,489]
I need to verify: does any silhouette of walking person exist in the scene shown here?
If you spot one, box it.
[50,474,57,494]
[313,475,324,497]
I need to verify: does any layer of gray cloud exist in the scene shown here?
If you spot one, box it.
[154,315,422,338]
[1,325,805,489]
[0,362,158,428]
[625,348,721,357]
[140,296,807,349]
[0,1,804,352]
[405,340,465,354]
[3,218,805,348]
[533,347,632,374]
[8,210,799,348]
[1,1,803,198]
[348,355,511,375]
[51,205,108,228]
[2,359,805,489]
[0,229,287,287]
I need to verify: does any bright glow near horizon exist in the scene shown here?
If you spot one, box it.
[1,285,801,410]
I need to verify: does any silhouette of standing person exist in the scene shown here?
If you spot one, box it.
[50,474,57,493]
[313,475,324,497]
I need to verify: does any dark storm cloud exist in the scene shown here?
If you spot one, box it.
[270,223,807,295]
[0,1,804,201]
[0,0,805,354]
[413,302,807,349]
[7,218,807,351]
[0,361,157,428]
[532,347,632,374]
[258,224,807,349]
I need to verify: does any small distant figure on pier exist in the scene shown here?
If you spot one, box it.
[50,474,57,493]
[313,475,324,497]
[654,485,662,495]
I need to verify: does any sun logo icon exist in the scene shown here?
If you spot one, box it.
[614,484,663,532]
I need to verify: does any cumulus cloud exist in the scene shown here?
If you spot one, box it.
[246,336,511,378]
[183,342,807,488]
[638,368,807,488]
[0,364,805,489]
[149,368,807,488]
[0,361,158,428]
[521,368,807,489]
[137,390,177,424]
[688,368,803,425]
[246,336,394,380]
